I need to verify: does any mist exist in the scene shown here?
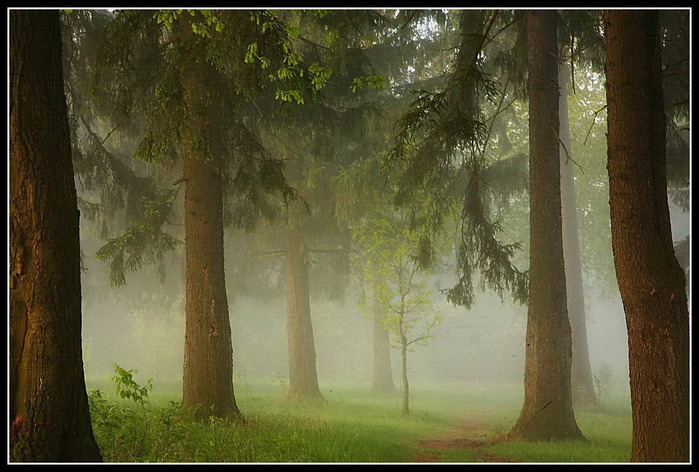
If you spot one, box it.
[80,223,657,402]
[78,187,692,425]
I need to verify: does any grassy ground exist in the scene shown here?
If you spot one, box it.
[86,378,632,463]
[481,400,633,463]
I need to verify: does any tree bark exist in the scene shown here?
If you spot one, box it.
[10,10,102,462]
[603,10,689,462]
[285,217,326,402]
[179,12,242,422]
[558,60,597,407]
[506,10,584,442]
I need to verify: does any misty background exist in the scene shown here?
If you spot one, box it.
[80,206,689,398]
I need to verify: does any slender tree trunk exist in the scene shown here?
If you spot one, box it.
[372,292,395,393]
[285,218,326,402]
[400,337,410,417]
[506,10,584,442]
[558,60,597,407]
[179,13,242,422]
[9,10,102,462]
[603,10,689,462]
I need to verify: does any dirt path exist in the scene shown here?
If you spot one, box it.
[412,412,516,463]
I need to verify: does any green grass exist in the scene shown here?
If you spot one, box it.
[86,380,632,463]
[477,395,633,463]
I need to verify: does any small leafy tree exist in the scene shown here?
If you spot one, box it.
[352,202,443,417]
[377,259,441,418]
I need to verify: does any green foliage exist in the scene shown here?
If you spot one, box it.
[346,177,444,358]
[93,9,327,188]
[449,172,529,308]
[351,74,386,92]
[89,388,187,462]
[238,10,332,104]
[223,125,299,231]
[385,10,529,309]
[94,189,182,287]
[191,10,225,37]
[275,89,305,105]
[308,63,333,90]
[244,42,270,69]
[90,10,165,125]
[153,10,182,28]
[87,365,155,461]
[112,363,153,406]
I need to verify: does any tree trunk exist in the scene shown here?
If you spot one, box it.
[558,60,597,407]
[372,292,395,393]
[603,10,689,462]
[180,13,242,422]
[506,10,584,442]
[285,219,326,402]
[9,10,102,462]
[400,341,410,417]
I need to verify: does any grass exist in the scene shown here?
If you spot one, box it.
[86,379,633,463]
[464,394,633,463]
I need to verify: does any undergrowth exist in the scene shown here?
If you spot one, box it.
[87,371,632,463]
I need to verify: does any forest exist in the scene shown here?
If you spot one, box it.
[8,8,690,464]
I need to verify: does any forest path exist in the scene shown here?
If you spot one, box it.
[412,411,517,463]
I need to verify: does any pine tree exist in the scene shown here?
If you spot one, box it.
[603,9,689,462]
[505,10,584,441]
[10,9,102,462]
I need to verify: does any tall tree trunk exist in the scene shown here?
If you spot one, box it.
[603,10,689,462]
[9,10,102,462]
[180,13,242,422]
[558,60,597,407]
[372,289,395,393]
[506,10,584,441]
[285,217,326,402]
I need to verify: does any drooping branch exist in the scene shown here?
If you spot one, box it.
[384,10,528,309]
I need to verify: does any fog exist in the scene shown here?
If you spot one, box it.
[80,196,691,408]
[79,233,677,405]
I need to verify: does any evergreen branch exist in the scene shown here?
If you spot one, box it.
[93,188,181,287]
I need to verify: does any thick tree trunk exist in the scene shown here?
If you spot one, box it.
[9,10,102,462]
[603,10,689,462]
[506,10,584,442]
[180,13,242,422]
[558,61,597,407]
[372,293,395,393]
[285,220,326,402]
